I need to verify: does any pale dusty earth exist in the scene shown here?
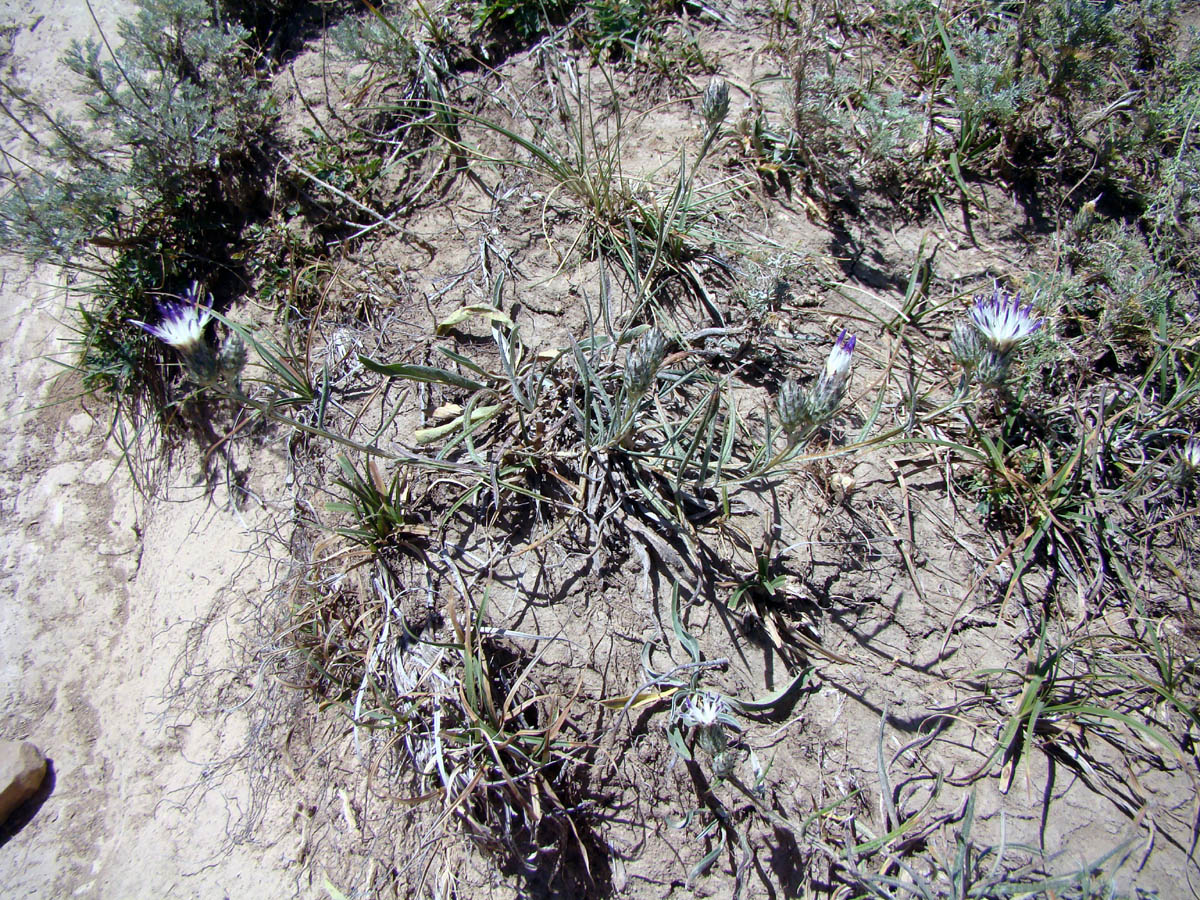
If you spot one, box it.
[0,1,305,896]
[1,1,1198,898]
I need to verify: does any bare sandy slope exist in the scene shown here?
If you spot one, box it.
[0,3,303,896]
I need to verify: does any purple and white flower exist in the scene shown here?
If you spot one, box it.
[133,288,221,383]
[968,287,1043,354]
[678,692,728,730]
[810,328,857,419]
[823,328,857,385]
[777,328,857,442]
[1182,435,1200,472]
[134,301,212,353]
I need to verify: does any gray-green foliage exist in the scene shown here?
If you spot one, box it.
[1,0,272,262]
[767,0,1183,205]
[843,790,1141,899]
[331,1,421,72]
[1142,46,1200,272]
[0,0,275,423]
[951,25,1029,127]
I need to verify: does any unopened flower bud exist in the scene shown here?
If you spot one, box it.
[710,747,737,778]
[777,377,814,438]
[218,332,247,382]
[950,320,984,369]
[623,327,667,398]
[975,349,1010,388]
[700,77,730,132]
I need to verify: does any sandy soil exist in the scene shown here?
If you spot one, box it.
[0,2,303,895]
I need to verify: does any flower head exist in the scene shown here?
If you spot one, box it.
[809,328,856,419]
[823,328,856,384]
[133,286,220,383]
[974,349,1010,389]
[135,301,211,353]
[678,692,729,729]
[777,328,857,443]
[217,332,247,382]
[949,320,984,369]
[623,327,668,398]
[1181,435,1200,472]
[677,692,737,761]
[700,77,730,131]
[777,377,814,437]
[968,287,1043,354]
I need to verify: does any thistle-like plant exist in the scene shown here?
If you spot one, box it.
[952,287,1044,388]
[133,285,247,387]
[672,690,740,778]
[622,326,668,399]
[968,287,1044,355]
[134,301,214,378]
[700,77,730,135]
[135,288,427,466]
[777,329,856,446]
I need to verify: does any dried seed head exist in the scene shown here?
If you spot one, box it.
[623,327,668,398]
[831,471,855,501]
[700,77,730,131]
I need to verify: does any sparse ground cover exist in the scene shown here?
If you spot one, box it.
[3,0,1200,896]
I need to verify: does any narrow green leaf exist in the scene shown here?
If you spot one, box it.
[728,668,812,714]
[358,356,487,391]
[671,584,701,664]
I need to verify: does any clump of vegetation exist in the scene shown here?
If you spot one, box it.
[753,0,1191,220]
[583,0,711,74]
[0,0,275,430]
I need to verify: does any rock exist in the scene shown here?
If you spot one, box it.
[0,741,47,825]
